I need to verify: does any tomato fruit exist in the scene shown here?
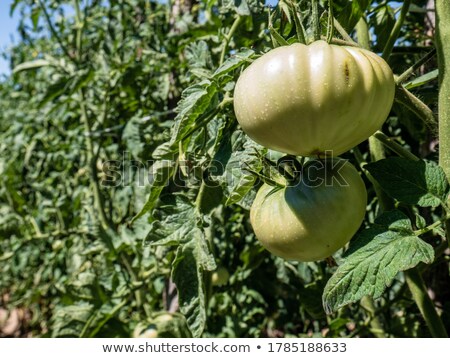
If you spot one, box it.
[211,266,230,286]
[250,158,367,261]
[234,40,395,156]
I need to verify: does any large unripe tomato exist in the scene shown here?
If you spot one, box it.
[250,158,367,261]
[234,40,395,156]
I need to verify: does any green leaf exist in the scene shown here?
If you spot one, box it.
[31,6,41,30]
[213,48,254,79]
[13,59,52,73]
[278,0,292,24]
[145,194,199,246]
[169,81,218,147]
[404,69,439,90]
[68,69,95,94]
[52,302,94,337]
[172,236,216,338]
[38,69,95,108]
[82,300,127,338]
[10,0,21,16]
[371,5,395,51]
[185,40,213,72]
[131,160,175,223]
[212,130,264,206]
[334,0,370,32]
[144,192,215,337]
[365,158,449,207]
[299,282,326,319]
[322,211,434,314]
[222,0,251,16]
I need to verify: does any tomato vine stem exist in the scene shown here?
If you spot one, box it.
[372,131,419,162]
[333,17,358,46]
[311,0,320,41]
[395,49,437,84]
[268,24,289,47]
[219,15,242,66]
[356,14,445,335]
[363,127,448,338]
[71,0,145,312]
[405,268,448,338]
[382,0,412,61]
[394,85,438,128]
[413,215,450,236]
[436,0,450,249]
[289,0,307,44]
[326,0,335,44]
[38,0,74,62]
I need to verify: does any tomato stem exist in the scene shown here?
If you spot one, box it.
[436,0,450,248]
[326,0,335,44]
[382,0,411,61]
[320,37,359,47]
[219,15,242,66]
[311,0,320,41]
[360,296,385,338]
[333,17,358,46]
[355,17,370,50]
[395,49,437,84]
[70,0,144,311]
[372,131,419,162]
[405,268,448,338]
[38,0,74,62]
[268,24,289,47]
[276,155,302,184]
[289,0,307,44]
[413,214,450,236]
[394,85,437,128]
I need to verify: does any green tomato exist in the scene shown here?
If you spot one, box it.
[234,40,395,156]
[250,158,367,261]
[211,266,230,286]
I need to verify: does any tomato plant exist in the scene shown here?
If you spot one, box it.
[251,158,367,261]
[234,40,395,156]
[1,0,449,339]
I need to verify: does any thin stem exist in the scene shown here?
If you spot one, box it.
[356,21,392,213]
[268,24,289,47]
[73,0,83,63]
[360,296,385,338]
[38,0,74,62]
[436,0,450,246]
[368,131,447,338]
[382,0,411,61]
[31,228,88,240]
[372,130,448,338]
[436,0,450,179]
[372,131,419,162]
[79,91,112,230]
[352,17,393,215]
[180,101,229,142]
[290,1,307,44]
[356,17,370,50]
[311,0,320,41]
[73,2,143,308]
[396,49,437,84]
[394,85,438,128]
[333,17,358,46]
[369,137,396,211]
[267,8,278,48]
[405,268,448,338]
[413,215,450,236]
[219,16,242,66]
[321,36,359,47]
[326,0,334,44]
